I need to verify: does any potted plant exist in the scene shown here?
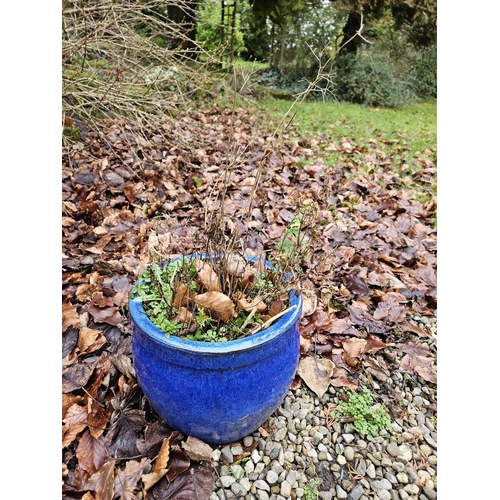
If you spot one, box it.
[128,208,311,444]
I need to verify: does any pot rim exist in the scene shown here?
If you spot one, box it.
[129,254,303,354]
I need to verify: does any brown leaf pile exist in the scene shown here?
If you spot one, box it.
[62,106,436,497]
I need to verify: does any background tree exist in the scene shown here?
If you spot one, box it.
[166,0,199,57]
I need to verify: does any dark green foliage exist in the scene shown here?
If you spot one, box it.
[333,34,436,108]
[333,52,414,108]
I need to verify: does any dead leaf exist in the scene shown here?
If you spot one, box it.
[76,429,109,475]
[225,252,248,276]
[172,282,196,309]
[301,289,317,317]
[78,327,102,353]
[297,357,335,398]
[63,302,80,331]
[342,338,367,367]
[153,436,172,473]
[166,449,191,482]
[234,291,266,313]
[86,460,116,500]
[181,436,213,461]
[362,356,390,382]
[194,291,236,322]
[150,464,213,500]
[141,469,168,493]
[114,457,149,500]
[62,360,97,393]
[400,353,437,384]
[88,292,123,325]
[195,259,222,292]
[345,274,370,295]
[330,367,358,391]
[87,398,109,439]
[62,403,88,448]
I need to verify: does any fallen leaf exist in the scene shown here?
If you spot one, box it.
[62,360,97,393]
[342,338,367,367]
[63,302,80,331]
[86,460,116,500]
[87,398,109,439]
[345,274,370,295]
[153,436,172,473]
[234,291,266,313]
[174,306,194,325]
[173,282,196,309]
[195,259,222,292]
[114,457,149,500]
[150,464,213,500]
[225,252,248,276]
[76,429,109,475]
[301,289,317,317]
[62,403,88,448]
[400,353,437,384]
[78,327,102,353]
[88,292,123,325]
[194,291,236,322]
[330,367,358,391]
[181,436,213,462]
[297,357,335,398]
[166,449,191,482]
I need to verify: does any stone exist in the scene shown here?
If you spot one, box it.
[254,480,270,491]
[256,490,270,500]
[230,481,247,496]
[318,492,333,500]
[386,442,400,458]
[231,445,243,456]
[347,484,364,500]
[219,476,235,488]
[397,445,413,462]
[343,434,355,444]
[252,449,262,463]
[336,485,348,499]
[221,447,233,463]
[376,491,392,500]
[396,473,409,484]
[422,487,437,500]
[266,470,279,485]
[274,427,288,442]
[280,480,292,497]
[344,447,355,461]
[366,464,376,479]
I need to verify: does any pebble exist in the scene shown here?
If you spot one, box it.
[209,316,437,500]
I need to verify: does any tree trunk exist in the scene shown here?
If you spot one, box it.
[220,0,225,48]
[278,23,286,70]
[229,0,237,64]
[166,1,199,58]
[339,11,362,55]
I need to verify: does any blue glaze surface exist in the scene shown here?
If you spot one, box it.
[129,256,302,444]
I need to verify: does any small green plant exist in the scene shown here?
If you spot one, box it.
[229,465,245,482]
[302,479,318,500]
[335,386,392,440]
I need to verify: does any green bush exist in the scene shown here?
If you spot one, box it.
[333,52,415,108]
[332,25,436,108]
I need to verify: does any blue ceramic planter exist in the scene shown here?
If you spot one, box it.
[129,256,302,444]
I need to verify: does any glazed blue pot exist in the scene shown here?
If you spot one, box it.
[129,256,302,444]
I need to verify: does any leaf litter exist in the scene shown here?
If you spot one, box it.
[62,105,436,498]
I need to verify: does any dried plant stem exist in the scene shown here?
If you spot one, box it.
[248,305,298,336]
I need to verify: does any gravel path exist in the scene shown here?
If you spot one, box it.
[209,317,437,500]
